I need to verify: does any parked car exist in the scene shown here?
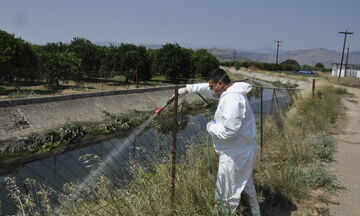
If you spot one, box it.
[298,70,315,75]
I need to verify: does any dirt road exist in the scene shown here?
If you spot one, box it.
[228,68,360,216]
[225,67,310,89]
[329,86,360,216]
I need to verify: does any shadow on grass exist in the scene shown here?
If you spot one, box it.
[259,186,297,216]
[1,80,47,87]
[0,85,97,97]
[237,186,297,216]
[0,88,55,96]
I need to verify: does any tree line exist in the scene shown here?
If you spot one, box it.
[0,29,219,88]
[221,59,330,72]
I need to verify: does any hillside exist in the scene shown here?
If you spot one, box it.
[208,47,360,68]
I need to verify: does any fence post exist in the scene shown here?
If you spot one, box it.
[273,90,282,119]
[312,79,316,97]
[171,85,178,212]
[269,89,275,115]
[260,86,263,160]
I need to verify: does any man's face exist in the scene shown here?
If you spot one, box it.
[208,79,224,96]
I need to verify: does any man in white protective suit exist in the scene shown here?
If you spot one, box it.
[178,69,261,216]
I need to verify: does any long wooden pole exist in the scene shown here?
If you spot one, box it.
[171,86,178,212]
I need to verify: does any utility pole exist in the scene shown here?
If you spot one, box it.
[344,45,350,77]
[274,40,283,64]
[338,30,354,79]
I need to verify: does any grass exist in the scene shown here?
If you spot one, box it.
[3,82,346,216]
[318,72,360,88]
[255,82,345,215]
[329,77,360,88]
[7,90,39,99]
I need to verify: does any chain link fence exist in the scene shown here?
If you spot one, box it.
[0,85,301,216]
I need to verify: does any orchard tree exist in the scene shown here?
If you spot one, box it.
[280,59,301,71]
[153,43,193,83]
[193,49,219,78]
[116,44,151,82]
[302,65,314,70]
[37,43,81,86]
[0,29,38,87]
[39,42,69,53]
[69,37,100,78]
[99,44,151,82]
[315,62,325,69]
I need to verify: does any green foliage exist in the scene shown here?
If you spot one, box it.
[0,29,38,86]
[1,29,221,86]
[315,62,325,69]
[193,49,219,78]
[302,64,313,70]
[280,59,301,71]
[287,85,341,133]
[103,111,131,131]
[335,87,347,94]
[300,162,342,192]
[305,132,336,163]
[256,84,343,207]
[100,44,152,82]
[152,43,193,83]
[69,37,101,78]
[8,90,38,99]
[37,46,81,86]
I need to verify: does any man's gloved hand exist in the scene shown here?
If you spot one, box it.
[178,87,188,97]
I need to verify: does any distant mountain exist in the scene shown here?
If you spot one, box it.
[351,51,360,56]
[138,43,162,49]
[208,47,360,68]
[94,41,121,46]
[206,47,250,62]
[247,46,280,54]
[93,41,360,68]
[94,41,207,50]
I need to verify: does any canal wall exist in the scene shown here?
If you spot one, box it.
[0,85,208,144]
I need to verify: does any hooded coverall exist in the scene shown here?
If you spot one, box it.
[186,82,260,215]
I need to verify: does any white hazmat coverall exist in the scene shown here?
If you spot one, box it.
[186,82,260,215]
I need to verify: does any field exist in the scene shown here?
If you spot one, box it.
[0,73,246,100]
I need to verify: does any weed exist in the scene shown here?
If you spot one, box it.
[8,90,38,99]
[335,87,347,94]
[300,162,343,193]
[329,77,360,88]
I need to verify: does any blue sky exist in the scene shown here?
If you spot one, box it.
[1,0,359,51]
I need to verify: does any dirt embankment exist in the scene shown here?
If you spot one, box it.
[0,86,208,150]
